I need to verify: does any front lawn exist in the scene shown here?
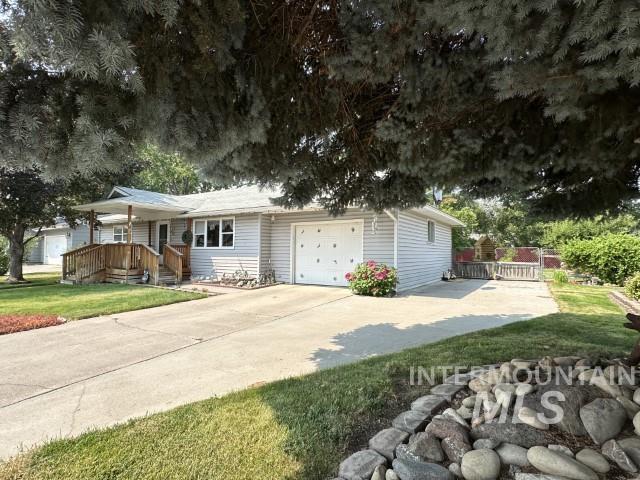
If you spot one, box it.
[0,272,60,289]
[0,283,206,320]
[0,283,633,480]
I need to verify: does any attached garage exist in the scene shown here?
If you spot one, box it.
[293,220,363,286]
[44,235,67,265]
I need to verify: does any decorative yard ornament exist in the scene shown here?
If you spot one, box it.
[181,230,193,244]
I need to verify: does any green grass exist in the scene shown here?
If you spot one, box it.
[0,283,206,320]
[0,273,60,290]
[0,283,634,480]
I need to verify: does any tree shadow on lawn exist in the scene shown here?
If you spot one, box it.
[259,311,636,480]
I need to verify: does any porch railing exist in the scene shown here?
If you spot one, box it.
[169,244,190,270]
[62,243,161,285]
[163,244,183,285]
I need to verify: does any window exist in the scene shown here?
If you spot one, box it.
[192,218,234,248]
[427,220,436,243]
[113,225,128,243]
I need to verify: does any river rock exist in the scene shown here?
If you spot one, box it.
[590,374,632,398]
[338,449,387,480]
[425,418,469,443]
[461,449,501,480]
[634,410,640,435]
[457,406,474,420]
[386,469,399,480]
[617,396,640,419]
[448,462,462,478]
[393,410,430,434]
[462,395,477,408]
[521,383,588,436]
[392,458,454,480]
[473,438,500,450]
[515,383,535,396]
[634,387,640,405]
[579,398,627,444]
[511,359,535,370]
[575,448,610,474]
[515,475,574,480]
[469,377,494,393]
[406,432,444,462]
[517,406,549,430]
[471,422,548,448]
[496,443,530,467]
[411,395,449,415]
[371,465,386,480]
[444,372,474,386]
[442,436,472,464]
[554,356,579,367]
[431,383,466,402]
[527,446,598,480]
[369,428,410,461]
[442,407,469,428]
[618,436,640,468]
[602,438,638,473]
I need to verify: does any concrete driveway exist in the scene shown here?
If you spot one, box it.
[0,279,557,458]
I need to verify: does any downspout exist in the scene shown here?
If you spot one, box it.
[383,209,398,269]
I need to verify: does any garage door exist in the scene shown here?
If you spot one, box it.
[294,222,363,286]
[45,235,67,265]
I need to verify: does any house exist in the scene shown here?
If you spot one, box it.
[68,185,463,291]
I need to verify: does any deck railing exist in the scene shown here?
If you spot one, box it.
[163,244,183,285]
[62,243,161,284]
[169,244,190,270]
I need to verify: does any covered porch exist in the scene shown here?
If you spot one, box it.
[65,189,193,285]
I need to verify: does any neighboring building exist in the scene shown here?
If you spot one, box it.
[474,235,497,262]
[72,185,463,292]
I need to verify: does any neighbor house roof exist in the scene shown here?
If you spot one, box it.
[73,184,464,227]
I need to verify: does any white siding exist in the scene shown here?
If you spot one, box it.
[26,236,44,263]
[397,211,452,291]
[170,218,187,245]
[70,225,90,249]
[268,209,394,283]
[259,214,272,275]
[190,214,260,279]
[99,222,150,245]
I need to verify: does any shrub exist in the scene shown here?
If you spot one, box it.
[561,234,640,285]
[345,261,397,297]
[625,273,640,301]
[553,270,569,284]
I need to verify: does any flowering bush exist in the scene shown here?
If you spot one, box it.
[345,260,397,297]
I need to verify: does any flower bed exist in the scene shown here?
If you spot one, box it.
[0,314,64,335]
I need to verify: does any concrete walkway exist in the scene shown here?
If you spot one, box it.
[0,280,557,458]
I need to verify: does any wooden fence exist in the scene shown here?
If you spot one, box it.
[455,261,542,281]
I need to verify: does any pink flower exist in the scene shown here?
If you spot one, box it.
[366,260,377,269]
[375,271,387,281]
[345,272,353,281]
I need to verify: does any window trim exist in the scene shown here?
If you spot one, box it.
[113,225,128,243]
[427,220,436,244]
[191,217,235,249]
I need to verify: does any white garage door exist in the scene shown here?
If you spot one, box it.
[45,235,67,265]
[294,221,363,286]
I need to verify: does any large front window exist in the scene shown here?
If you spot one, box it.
[192,218,234,248]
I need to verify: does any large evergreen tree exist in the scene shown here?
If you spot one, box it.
[2,1,639,215]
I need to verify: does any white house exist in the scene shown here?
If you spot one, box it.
[69,185,463,291]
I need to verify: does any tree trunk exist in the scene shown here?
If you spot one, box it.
[7,225,25,283]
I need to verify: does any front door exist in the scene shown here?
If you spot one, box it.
[157,222,170,264]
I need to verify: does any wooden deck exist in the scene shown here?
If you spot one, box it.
[62,243,190,286]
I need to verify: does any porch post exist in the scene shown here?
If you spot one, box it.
[127,205,133,243]
[89,209,95,245]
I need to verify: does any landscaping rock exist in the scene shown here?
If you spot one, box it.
[431,383,465,402]
[579,398,627,444]
[548,444,573,457]
[634,410,640,435]
[338,449,387,480]
[511,359,535,370]
[517,406,549,430]
[411,395,449,415]
[469,377,493,393]
[396,444,426,464]
[617,396,640,419]
[369,428,410,461]
[461,449,501,480]
[618,436,640,468]
[470,422,548,448]
[391,458,454,480]
[515,475,571,480]
[371,464,387,480]
[448,462,462,478]
[515,383,534,396]
[590,374,632,398]
[444,373,474,386]
[495,443,530,467]
[494,383,516,405]
[462,395,477,408]
[507,465,522,477]
[456,406,474,420]
[575,448,610,474]
[406,432,444,462]
[527,446,598,480]
[473,438,500,450]
[554,356,579,367]
[576,358,592,368]
[392,410,430,434]
[386,469,399,480]
[602,438,638,473]
[441,408,469,429]
[441,437,472,464]
[425,418,470,443]
[522,383,589,436]
[634,387,640,405]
